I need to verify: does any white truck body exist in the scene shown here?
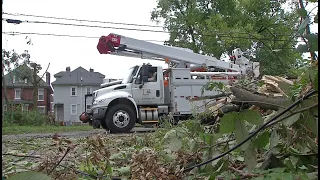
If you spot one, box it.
[80,33,259,133]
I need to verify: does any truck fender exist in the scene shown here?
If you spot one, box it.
[106,97,139,119]
[96,91,139,119]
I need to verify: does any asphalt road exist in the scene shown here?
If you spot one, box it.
[2,127,156,141]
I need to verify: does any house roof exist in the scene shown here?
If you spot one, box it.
[51,66,105,86]
[3,64,52,93]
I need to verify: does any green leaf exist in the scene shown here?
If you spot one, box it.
[268,172,294,180]
[306,34,319,52]
[296,44,309,53]
[253,131,270,149]
[267,168,286,173]
[244,144,257,172]
[234,119,250,151]
[109,152,123,160]
[106,162,112,174]
[282,113,301,126]
[304,111,318,137]
[314,71,318,91]
[298,17,310,34]
[305,136,318,153]
[161,150,175,162]
[306,34,318,43]
[239,109,263,125]
[270,129,280,149]
[219,112,237,133]
[297,8,308,18]
[284,158,295,171]
[116,166,131,175]
[8,171,52,180]
[163,136,182,152]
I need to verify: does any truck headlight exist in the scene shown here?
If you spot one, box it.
[93,98,107,105]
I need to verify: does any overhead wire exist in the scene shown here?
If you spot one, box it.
[2,18,168,33]
[2,18,304,43]
[3,12,298,37]
[3,12,164,28]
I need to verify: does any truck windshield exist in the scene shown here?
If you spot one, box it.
[121,66,139,84]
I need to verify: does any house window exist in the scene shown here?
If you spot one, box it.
[37,106,46,114]
[71,104,77,115]
[86,86,92,95]
[70,86,77,96]
[38,88,44,101]
[86,104,91,110]
[14,88,21,99]
[22,104,29,112]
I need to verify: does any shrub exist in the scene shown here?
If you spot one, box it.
[3,108,50,127]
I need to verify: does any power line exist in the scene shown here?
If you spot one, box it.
[3,13,297,37]
[3,12,164,28]
[2,31,300,53]
[1,31,165,43]
[2,18,168,33]
[3,18,302,43]
[3,30,304,44]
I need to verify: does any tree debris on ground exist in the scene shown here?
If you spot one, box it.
[2,73,318,180]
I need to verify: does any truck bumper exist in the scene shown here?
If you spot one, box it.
[91,107,108,120]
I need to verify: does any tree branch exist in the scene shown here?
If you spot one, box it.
[231,100,287,109]
[230,86,291,110]
[2,153,42,159]
[48,147,71,175]
[228,166,261,178]
[36,62,50,84]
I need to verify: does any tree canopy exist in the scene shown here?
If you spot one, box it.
[151,0,307,75]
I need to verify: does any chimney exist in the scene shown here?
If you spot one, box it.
[89,68,94,72]
[46,72,51,85]
[66,67,71,72]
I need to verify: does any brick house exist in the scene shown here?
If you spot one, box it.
[2,65,54,114]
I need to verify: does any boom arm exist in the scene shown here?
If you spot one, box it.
[97,33,241,72]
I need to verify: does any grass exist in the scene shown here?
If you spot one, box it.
[2,125,93,135]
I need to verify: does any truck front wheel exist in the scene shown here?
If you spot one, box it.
[105,104,136,133]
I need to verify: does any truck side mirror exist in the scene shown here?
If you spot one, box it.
[139,76,149,89]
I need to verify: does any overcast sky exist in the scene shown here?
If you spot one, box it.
[2,0,169,81]
[2,0,318,82]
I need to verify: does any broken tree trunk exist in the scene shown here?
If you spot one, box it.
[230,86,291,110]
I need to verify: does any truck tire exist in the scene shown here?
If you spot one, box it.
[105,104,136,133]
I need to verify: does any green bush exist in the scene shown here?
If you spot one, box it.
[3,108,49,127]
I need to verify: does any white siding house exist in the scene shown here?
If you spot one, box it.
[52,67,105,123]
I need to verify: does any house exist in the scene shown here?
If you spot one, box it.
[2,64,54,114]
[51,66,105,123]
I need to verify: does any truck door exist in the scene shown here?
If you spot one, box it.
[131,66,164,105]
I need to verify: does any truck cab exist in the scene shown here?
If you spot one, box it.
[81,64,165,133]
